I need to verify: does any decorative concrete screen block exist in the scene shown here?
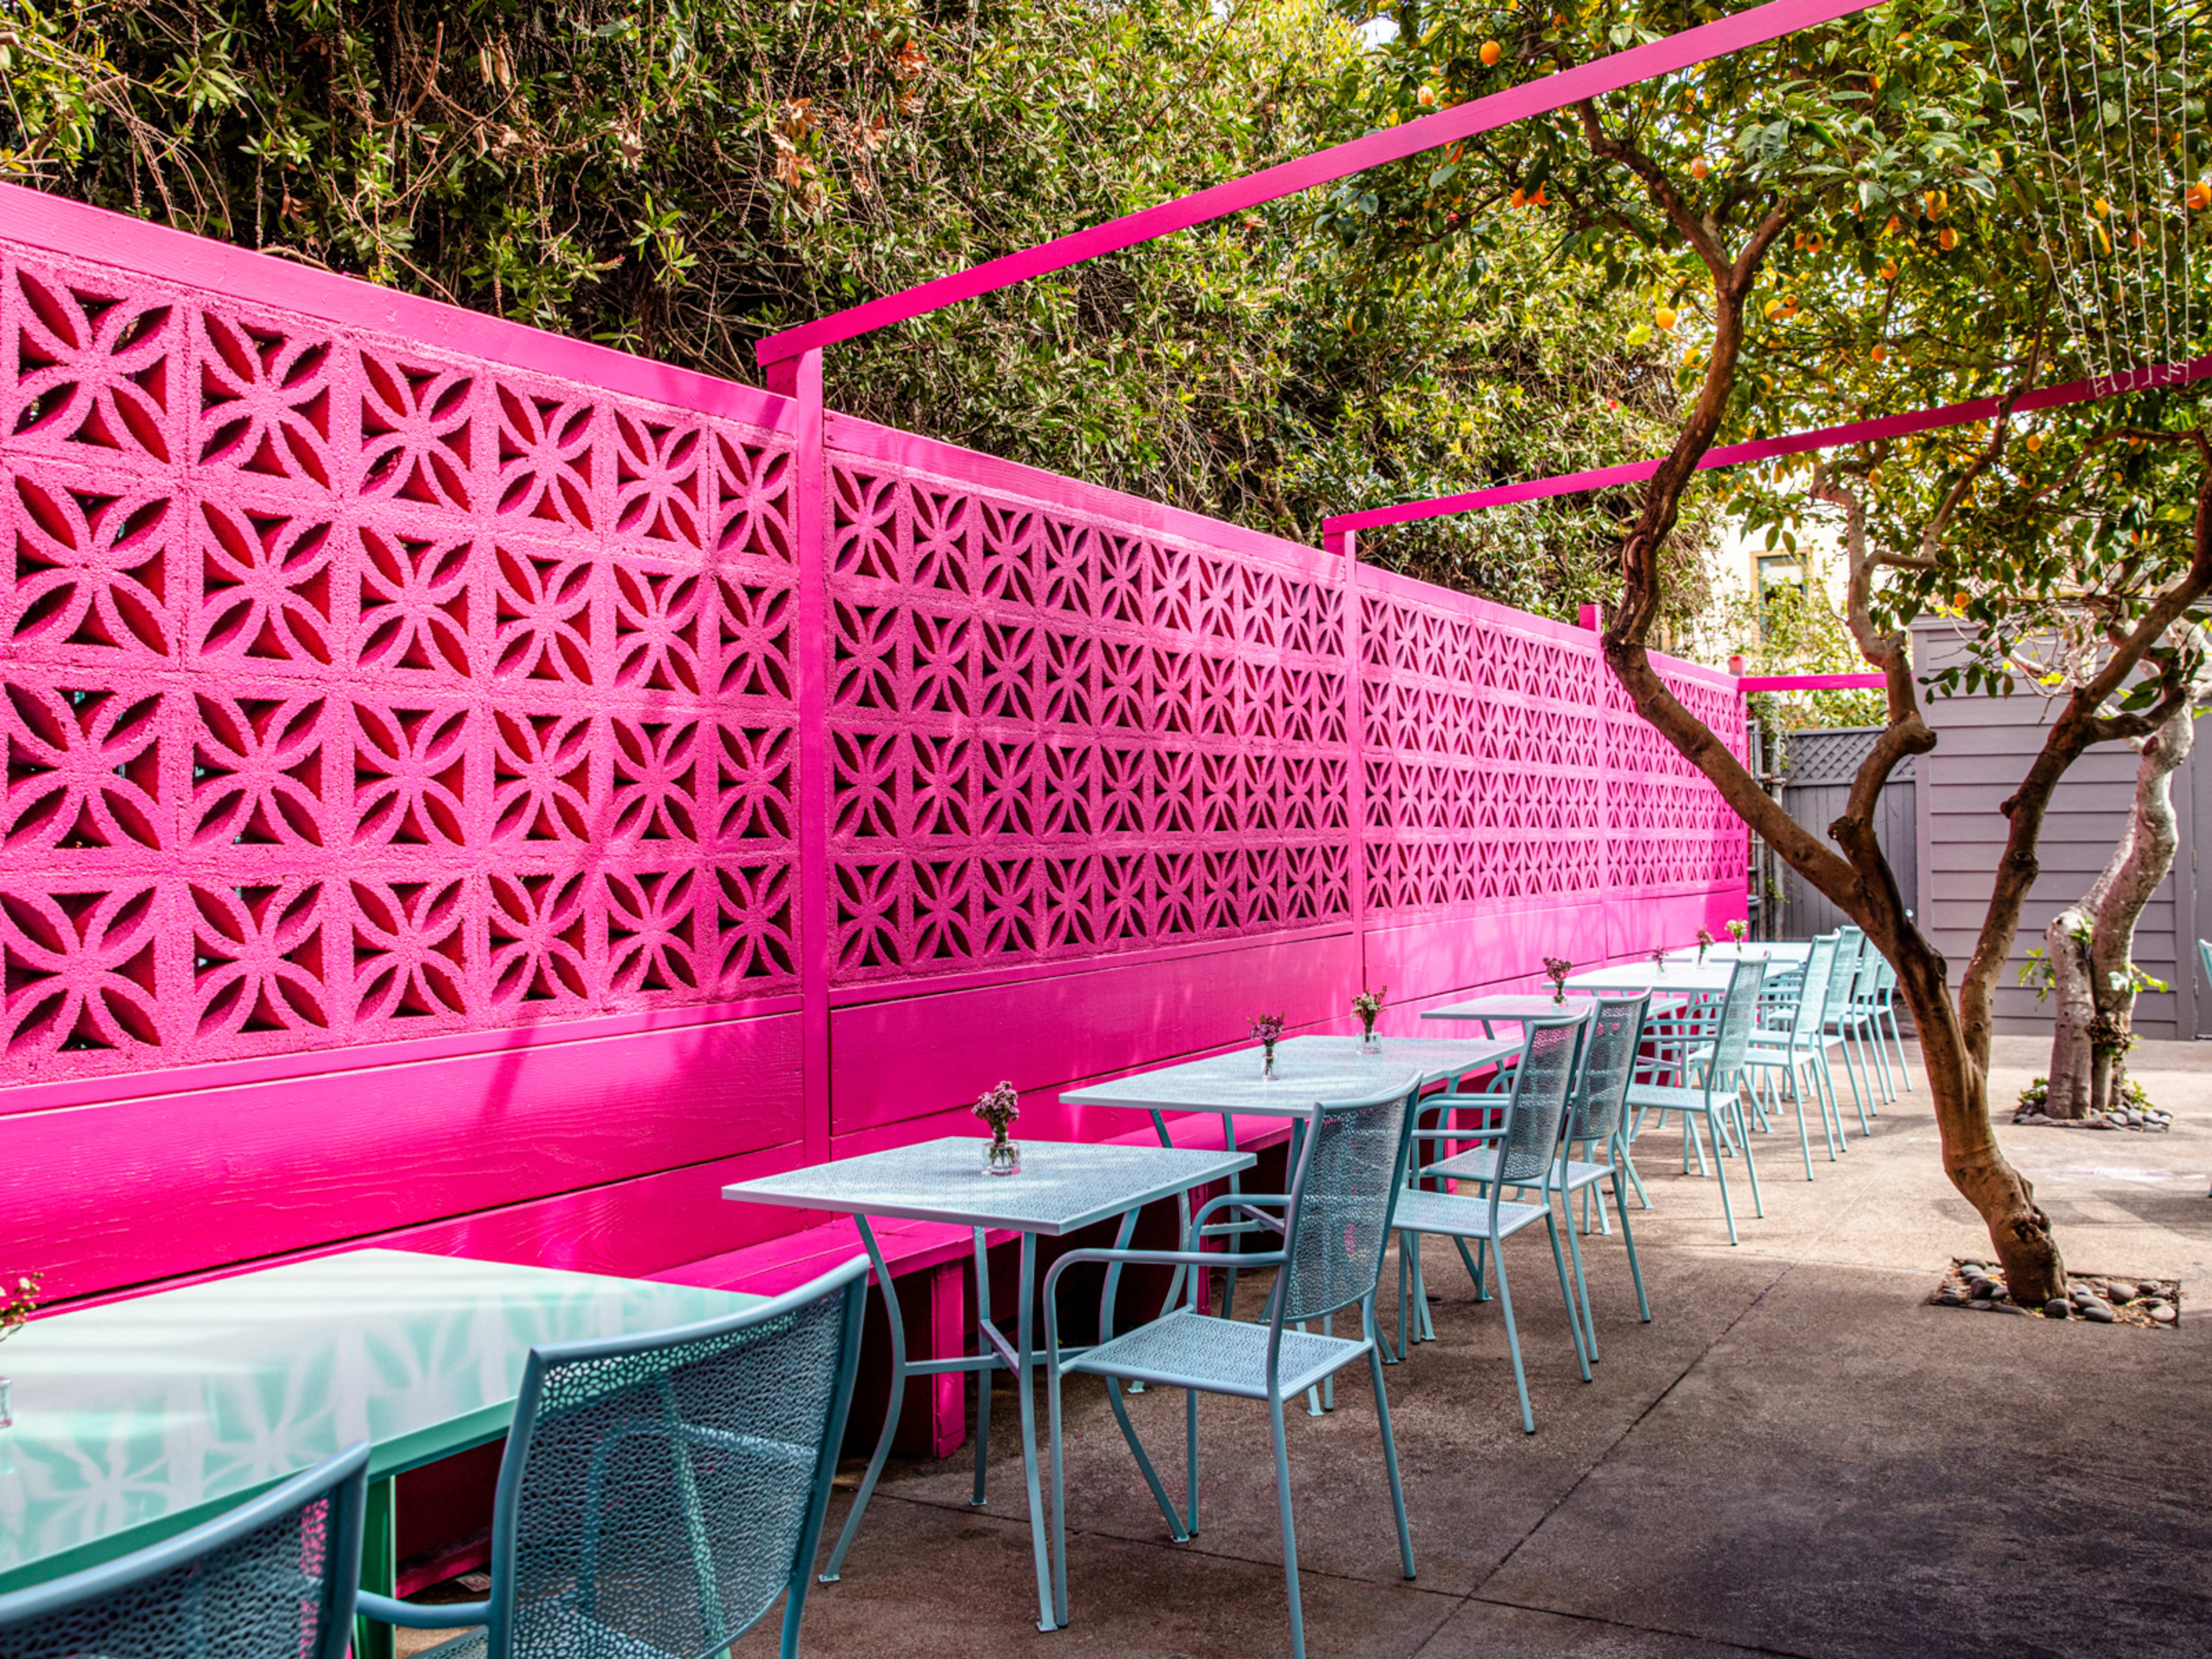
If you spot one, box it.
[821,420,1351,987]
[1608,664,1748,892]
[1358,570,1744,913]
[0,244,800,1086]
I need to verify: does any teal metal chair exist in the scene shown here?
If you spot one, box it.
[358,1257,869,1659]
[1628,958,1769,1243]
[1848,942,1915,1096]
[0,1441,370,1659]
[1733,933,1846,1179]
[1042,1074,1422,1659]
[1391,1010,1592,1433]
[1434,993,1652,1363]
[1824,927,1885,1122]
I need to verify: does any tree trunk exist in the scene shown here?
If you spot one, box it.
[2040,904,2098,1119]
[2042,696,2195,1118]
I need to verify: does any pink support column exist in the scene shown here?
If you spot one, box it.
[768,350,832,1169]
[1327,528,1367,995]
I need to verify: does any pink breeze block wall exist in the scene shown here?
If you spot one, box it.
[0,187,807,1300]
[0,183,1744,1306]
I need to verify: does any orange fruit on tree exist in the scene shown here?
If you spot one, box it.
[1952,591,1971,609]
[2187,181,2211,210]
[1763,297,1783,319]
[1869,343,1888,363]
[1512,187,1527,209]
[1655,305,1679,331]
[1878,260,1898,279]
[1938,226,1959,250]
[1690,156,1709,180]
[2025,433,2043,451]
[1480,40,1502,66]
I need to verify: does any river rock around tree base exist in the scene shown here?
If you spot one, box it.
[2010,1105,2174,1131]
[1928,1260,2181,1328]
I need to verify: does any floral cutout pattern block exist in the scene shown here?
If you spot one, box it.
[0,241,800,1084]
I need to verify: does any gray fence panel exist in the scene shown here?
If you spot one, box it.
[1775,728,1916,943]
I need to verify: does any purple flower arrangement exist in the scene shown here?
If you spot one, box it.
[1543,957,1572,1003]
[975,1080,1022,1176]
[1252,1010,1287,1079]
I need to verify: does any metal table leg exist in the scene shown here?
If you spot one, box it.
[821,1214,1001,1582]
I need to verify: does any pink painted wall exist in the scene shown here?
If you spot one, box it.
[0,184,1743,1304]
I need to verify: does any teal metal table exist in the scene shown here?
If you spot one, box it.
[0,1248,764,1653]
[725,1137,1253,1636]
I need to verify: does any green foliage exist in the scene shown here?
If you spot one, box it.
[1,0,1714,620]
[1330,0,2211,657]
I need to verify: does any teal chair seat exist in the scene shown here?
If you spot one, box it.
[1066,1305,1363,1400]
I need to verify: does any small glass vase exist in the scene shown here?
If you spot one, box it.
[1358,1018,1380,1056]
[1550,984,1566,1005]
[983,1133,1021,1177]
[1261,1043,1277,1082]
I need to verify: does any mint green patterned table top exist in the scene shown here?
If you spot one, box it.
[0,1249,763,1592]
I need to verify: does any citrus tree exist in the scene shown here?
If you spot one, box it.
[1334,0,2212,1301]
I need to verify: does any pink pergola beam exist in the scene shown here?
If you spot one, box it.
[1739,673,1885,691]
[755,0,1882,368]
[1324,354,2212,536]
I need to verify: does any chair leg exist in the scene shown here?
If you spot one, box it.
[1365,1340,1417,1581]
[1707,1112,1740,1245]
[1490,1240,1536,1434]
[1865,1012,1895,1104]
[972,1331,993,1507]
[1886,1005,1915,1091]
[1546,1210,1593,1377]
[1735,1097,1766,1218]
[1849,1026,1877,1131]
[1101,1370,1191,1542]
[1269,1396,1308,1659]
[1787,1062,1815,1180]
[1048,1362,1071,1627]
[1459,1234,1489,1301]
[1187,1386,1200,1536]
[1412,1242,1437,1342]
[1611,1164,1652,1321]
[1622,1149,1652,1210]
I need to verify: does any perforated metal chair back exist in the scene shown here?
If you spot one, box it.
[0,1441,369,1659]
[1827,927,1865,1011]
[1790,934,1840,1041]
[1495,1014,1586,1185]
[1568,994,1648,1146]
[1706,958,1770,1090]
[490,1256,869,1659]
[1273,1073,1422,1326]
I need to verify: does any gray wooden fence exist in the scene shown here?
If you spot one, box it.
[1912,620,2203,1039]
[1774,728,1918,941]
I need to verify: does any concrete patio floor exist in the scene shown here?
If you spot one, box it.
[733,1035,2212,1659]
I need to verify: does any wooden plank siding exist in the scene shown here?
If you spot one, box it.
[1912,622,2196,1039]
[1775,759,1916,942]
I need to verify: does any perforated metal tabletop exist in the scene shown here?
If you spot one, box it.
[1059,1034,1509,1116]
[722,1137,1253,1234]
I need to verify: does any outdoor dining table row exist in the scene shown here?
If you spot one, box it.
[1,971,1820,1659]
